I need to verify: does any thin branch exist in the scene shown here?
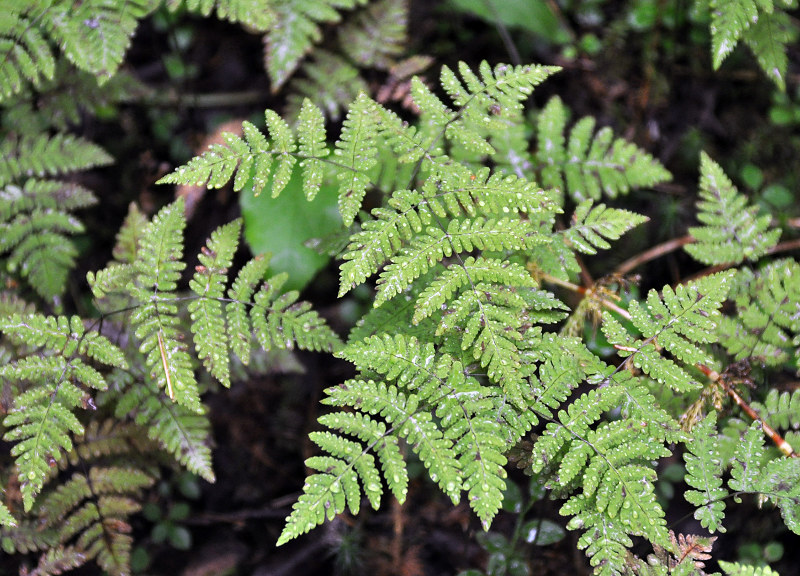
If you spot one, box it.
[615,235,693,276]
[697,364,797,458]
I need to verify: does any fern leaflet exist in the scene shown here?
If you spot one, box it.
[685,152,781,266]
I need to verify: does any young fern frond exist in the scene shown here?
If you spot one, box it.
[533,95,671,203]
[565,200,649,255]
[717,259,800,368]
[685,152,781,266]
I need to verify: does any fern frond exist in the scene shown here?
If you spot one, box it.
[128,199,201,412]
[534,96,671,202]
[296,98,330,199]
[279,378,460,544]
[335,92,380,226]
[265,0,368,90]
[683,412,728,533]
[167,0,276,30]
[250,272,341,353]
[602,271,734,392]
[708,0,795,89]
[532,383,671,573]
[685,152,781,266]
[43,0,158,84]
[743,8,794,90]
[340,334,509,526]
[710,0,762,69]
[286,50,367,122]
[0,9,55,101]
[719,561,782,576]
[338,166,554,297]
[717,260,800,368]
[338,0,407,69]
[189,219,242,388]
[564,200,648,255]
[0,133,111,187]
[0,133,110,298]
[375,217,548,306]
[0,313,126,509]
[226,255,271,364]
[115,375,215,482]
[157,104,330,200]
[38,465,154,576]
[753,389,800,430]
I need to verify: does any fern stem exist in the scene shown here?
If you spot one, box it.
[615,235,693,276]
[697,364,797,458]
[541,273,632,320]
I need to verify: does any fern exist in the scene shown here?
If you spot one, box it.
[0,314,127,509]
[534,95,671,203]
[717,259,800,368]
[683,412,728,533]
[602,271,734,392]
[0,133,112,300]
[0,0,158,100]
[685,152,781,266]
[265,0,369,90]
[707,0,797,89]
[166,0,276,29]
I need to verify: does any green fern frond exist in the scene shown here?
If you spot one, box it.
[42,0,158,84]
[753,389,800,430]
[0,133,110,299]
[278,377,460,545]
[335,92,380,226]
[685,152,781,266]
[37,465,154,576]
[128,199,200,412]
[157,103,331,201]
[189,219,242,388]
[0,8,55,101]
[717,260,800,367]
[375,217,548,307]
[602,271,734,393]
[532,383,671,573]
[338,0,407,69]
[250,272,341,353]
[0,313,126,509]
[564,199,648,255]
[683,412,728,533]
[338,166,554,297]
[719,560,782,576]
[743,8,794,90]
[167,0,276,29]
[0,133,111,187]
[286,50,368,122]
[226,255,271,364]
[534,96,672,202]
[265,0,368,90]
[115,375,215,482]
[709,0,796,89]
[729,422,800,534]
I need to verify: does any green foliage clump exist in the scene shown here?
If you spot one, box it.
[1,2,800,576]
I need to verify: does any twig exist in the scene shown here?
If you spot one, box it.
[541,273,631,320]
[615,235,694,276]
[697,364,797,458]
